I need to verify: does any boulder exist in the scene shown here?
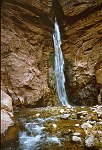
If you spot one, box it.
[1,90,14,134]
[1,109,14,134]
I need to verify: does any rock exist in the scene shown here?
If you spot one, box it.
[60,109,65,113]
[85,134,95,147]
[52,124,57,128]
[1,90,14,135]
[36,113,40,117]
[81,122,93,129]
[67,105,71,109]
[95,60,102,103]
[72,136,82,143]
[1,90,13,112]
[73,132,81,136]
[75,124,80,127]
[1,109,14,134]
[89,121,96,125]
[71,113,77,119]
[60,114,70,120]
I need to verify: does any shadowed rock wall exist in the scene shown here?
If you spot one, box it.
[59,0,102,105]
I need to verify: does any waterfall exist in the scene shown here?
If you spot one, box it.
[53,18,69,106]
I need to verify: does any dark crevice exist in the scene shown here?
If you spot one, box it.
[52,0,65,30]
[84,47,92,52]
[23,85,33,90]
[73,2,87,7]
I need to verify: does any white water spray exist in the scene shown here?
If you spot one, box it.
[53,18,69,106]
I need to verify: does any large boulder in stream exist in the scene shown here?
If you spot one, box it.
[1,0,102,107]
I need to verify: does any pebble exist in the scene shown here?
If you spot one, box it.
[73,132,81,136]
[80,116,84,118]
[81,106,85,108]
[81,111,87,114]
[52,124,57,128]
[60,114,70,120]
[75,124,80,127]
[81,122,92,129]
[36,113,40,117]
[85,134,95,147]
[88,120,96,125]
[67,105,71,109]
[93,131,102,135]
[60,109,64,113]
[72,136,82,142]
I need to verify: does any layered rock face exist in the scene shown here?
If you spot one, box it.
[1,0,102,107]
[1,0,59,107]
[59,0,102,105]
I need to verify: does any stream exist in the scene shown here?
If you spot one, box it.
[2,106,102,150]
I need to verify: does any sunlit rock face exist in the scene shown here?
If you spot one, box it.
[1,0,102,107]
[1,0,58,107]
[1,90,14,134]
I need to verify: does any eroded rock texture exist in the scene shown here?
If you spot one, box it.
[1,0,59,107]
[59,0,102,105]
[1,0,102,107]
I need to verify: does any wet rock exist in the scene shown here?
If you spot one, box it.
[75,124,80,127]
[81,122,93,129]
[1,90,13,112]
[85,134,95,147]
[60,114,70,120]
[1,109,14,134]
[72,136,82,143]
[73,132,81,136]
[36,113,40,117]
[60,109,65,113]
[53,124,57,128]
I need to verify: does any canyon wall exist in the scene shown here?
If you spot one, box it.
[1,0,59,107]
[1,0,102,107]
[60,0,102,105]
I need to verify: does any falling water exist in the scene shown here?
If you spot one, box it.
[53,18,69,106]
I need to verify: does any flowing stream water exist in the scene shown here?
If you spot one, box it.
[2,106,101,150]
[53,18,69,106]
